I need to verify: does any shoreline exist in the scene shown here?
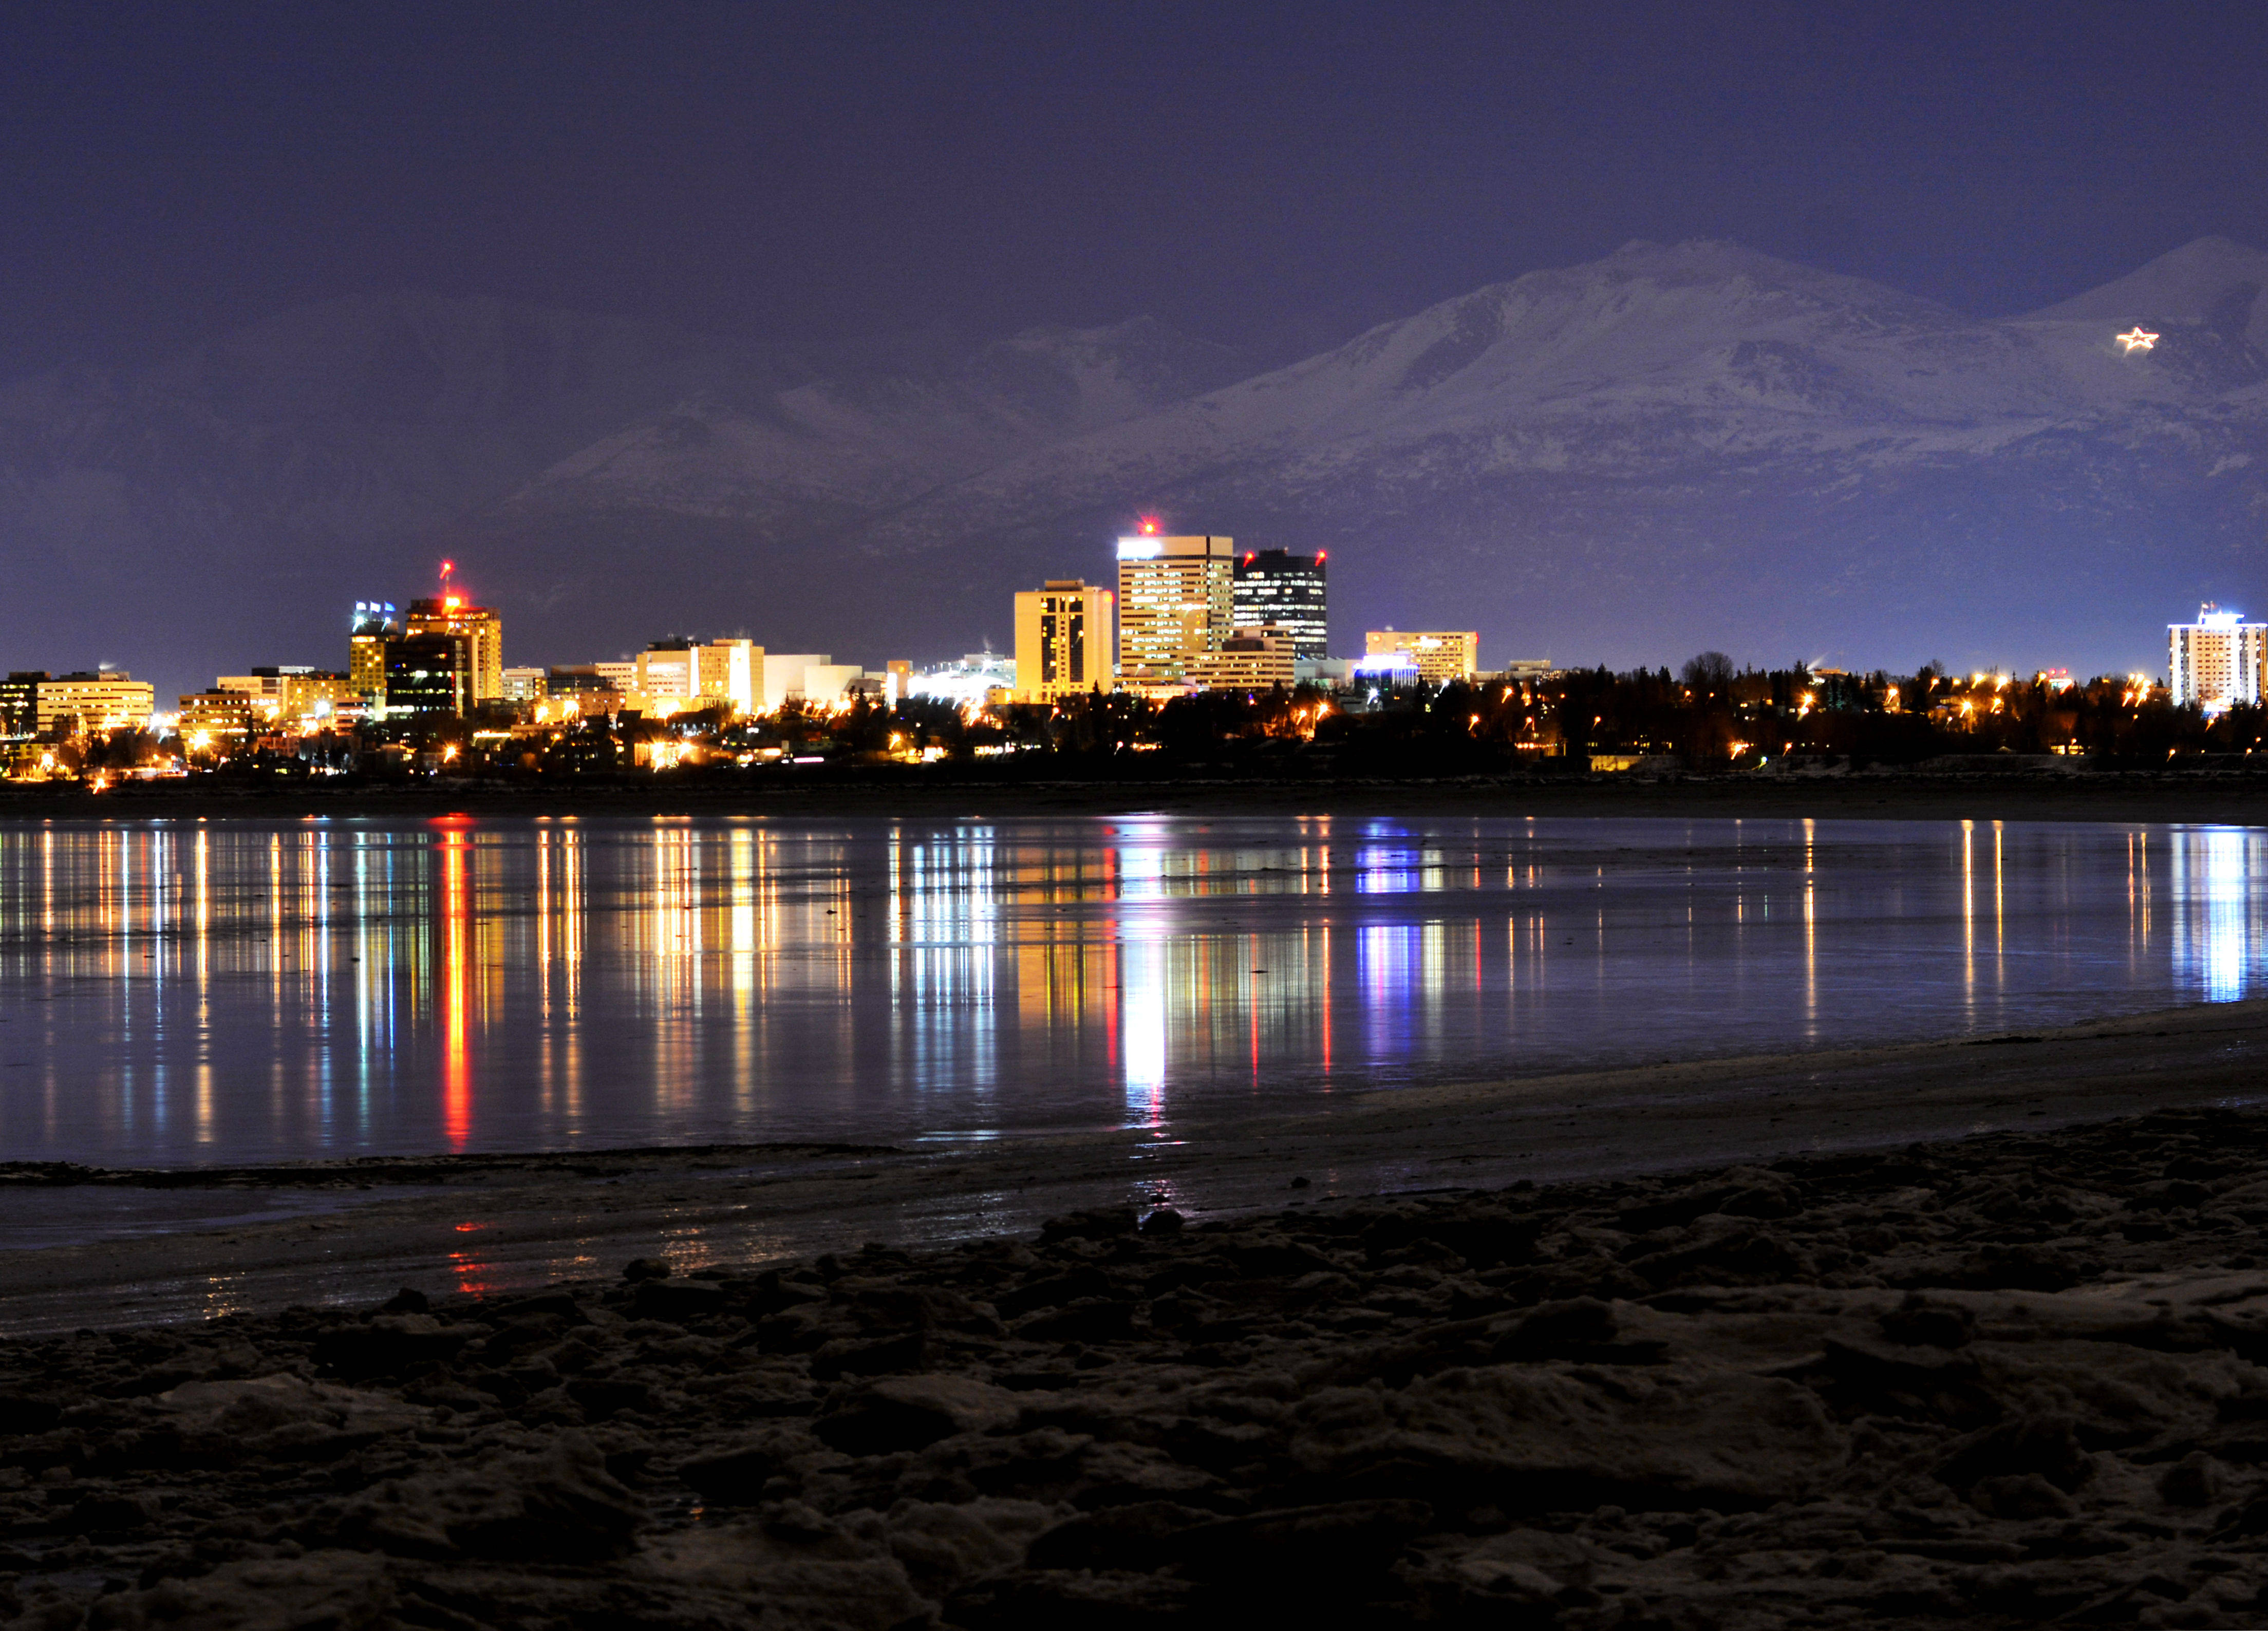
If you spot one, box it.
[3,996,2263,1338]
[1,768,2266,824]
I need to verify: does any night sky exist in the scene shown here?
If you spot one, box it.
[4,2,2267,692]
[6,1,2264,379]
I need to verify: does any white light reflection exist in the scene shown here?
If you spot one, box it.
[2173,827,2260,1003]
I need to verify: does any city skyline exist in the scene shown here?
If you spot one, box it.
[8,561,2262,742]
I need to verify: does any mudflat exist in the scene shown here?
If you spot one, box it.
[15,1086,2268,1624]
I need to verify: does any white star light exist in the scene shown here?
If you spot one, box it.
[2116,326,2159,353]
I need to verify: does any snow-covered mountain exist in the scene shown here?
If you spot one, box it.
[804,238,2267,669]
[3,240,2264,692]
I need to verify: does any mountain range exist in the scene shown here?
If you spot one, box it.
[4,236,2264,698]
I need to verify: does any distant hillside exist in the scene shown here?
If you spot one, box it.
[2,241,2264,693]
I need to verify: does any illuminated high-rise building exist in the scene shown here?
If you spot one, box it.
[2169,604,2266,710]
[1232,549,1328,660]
[1116,529,1233,690]
[1015,580,1115,702]
[350,602,399,706]
[405,594,503,702]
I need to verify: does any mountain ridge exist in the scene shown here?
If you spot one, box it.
[2,240,2263,693]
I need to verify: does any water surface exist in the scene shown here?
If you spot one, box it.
[0,815,2259,1166]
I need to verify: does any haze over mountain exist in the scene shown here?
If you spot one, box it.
[4,237,2264,700]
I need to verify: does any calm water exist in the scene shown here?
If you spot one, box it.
[0,815,2260,1167]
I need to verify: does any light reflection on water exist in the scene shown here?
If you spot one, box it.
[0,815,2260,1167]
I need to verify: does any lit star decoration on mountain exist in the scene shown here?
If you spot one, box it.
[2116,326,2160,353]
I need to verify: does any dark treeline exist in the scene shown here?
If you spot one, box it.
[65,653,2260,790]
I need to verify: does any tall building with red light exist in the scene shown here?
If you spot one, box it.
[1232,548,1328,660]
[1116,533,1235,689]
[404,593,503,703]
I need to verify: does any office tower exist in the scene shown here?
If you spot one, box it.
[1363,628,1480,685]
[405,595,503,702]
[350,602,399,705]
[382,634,471,715]
[2169,604,2266,709]
[1116,531,1234,689]
[1188,627,1297,691]
[501,667,547,703]
[0,673,46,740]
[1015,580,1115,702]
[1232,549,1328,660]
[34,673,155,735]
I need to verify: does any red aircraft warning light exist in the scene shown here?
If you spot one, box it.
[1139,518,1159,535]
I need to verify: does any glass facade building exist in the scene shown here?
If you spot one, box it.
[1232,549,1328,660]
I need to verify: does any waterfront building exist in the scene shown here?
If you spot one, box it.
[1015,579,1115,702]
[404,595,503,702]
[1188,627,1297,691]
[2169,604,2266,710]
[35,672,155,736]
[1232,549,1327,660]
[0,673,45,740]
[1117,531,1234,690]
[1364,628,1479,685]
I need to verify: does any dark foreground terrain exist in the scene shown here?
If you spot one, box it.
[14,1107,2268,1628]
